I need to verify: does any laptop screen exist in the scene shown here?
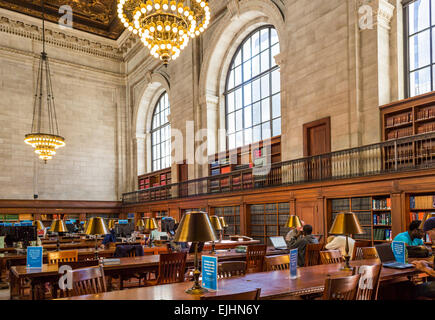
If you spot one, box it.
[375,244,396,262]
[269,236,287,249]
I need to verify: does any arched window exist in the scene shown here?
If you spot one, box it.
[224,26,281,150]
[151,92,171,171]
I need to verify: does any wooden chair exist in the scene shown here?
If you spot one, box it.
[47,250,79,265]
[200,288,261,300]
[246,245,267,273]
[353,264,382,300]
[218,261,246,278]
[320,250,344,264]
[352,240,372,260]
[146,252,187,286]
[305,243,324,266]
[60,265,107,298]
[265,254,289,271]
[360,247,379,260]
[322,274,361,300]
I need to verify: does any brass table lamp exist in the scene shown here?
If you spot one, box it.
[108,219,116,230]
[329,212,364,271]
[174,211,218,295]
[136,218,145,231]
[209,215,223,253]
[85,217,109,260]
[285,215,302,229]
[144,217,158,247]
[50,219,67,251]
[219,216,228,241]
[34,220,44,231]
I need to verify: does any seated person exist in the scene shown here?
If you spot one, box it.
[148,219,169,244]
[325,235,355,258]
[393,220,425,246]
[411,217,435,299]
[101,228,117,248]
[286,224,319,267]
[285,219,305,242]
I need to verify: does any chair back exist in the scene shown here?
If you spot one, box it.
[305,243,324,266]
[361,247,379,260]
[320,250,344,264]
[246,245,267,273]
[322,274,361,300]
[265,254,289,271]
[218,261,247,278]
[156,252,187,285]
[354,264,382,300]
[200,288,261,300]
[47,250,79,265]
[66,265,107,297]
[352,240,372,260]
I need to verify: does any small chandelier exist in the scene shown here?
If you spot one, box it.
[117,0,210,64]
[24,0,65,162]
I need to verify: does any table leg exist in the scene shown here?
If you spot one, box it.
[9,269,20,299]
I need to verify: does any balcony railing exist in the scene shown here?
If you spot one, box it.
[123,132,435,205]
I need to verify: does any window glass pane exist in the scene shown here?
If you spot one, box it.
[243,60,252,82]
[228,70,234,90]
[409,0,430,34]
[229,134,236,150]
[252,55,260,77]
[236,131,243,148]
[272,118,281,137]
[243,38,251,61]
[260,29,269,51]
[235,110,243,131]
[244,105,252,128]
[234,66,242,86]
[253,102,261,125]
[228,112,235,133]
[244,128,252,145]
[160,111,165,125]
[260,49,270,73]
[272,70,280,94]
[262,121,271,139]
[244,83,252,106]
[235,88,243,110]
[271,28,279,45]
[272,93,281,119]
[234,50,242,67]
[410,67,432,96]
[227,92,235,113]
[252,31,260,55]
[261,98,270,122]
[271,44,280,67]
[253,125,261,142]
[261,74,270,99]
[252,79,261,102]
[409,30,431,70]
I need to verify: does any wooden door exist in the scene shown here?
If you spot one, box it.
[296,200,323,236]
[303,117,331,181]
[178,161,188,197]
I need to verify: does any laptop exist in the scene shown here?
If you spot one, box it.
[269,236,288,250]
[375,244,414,269]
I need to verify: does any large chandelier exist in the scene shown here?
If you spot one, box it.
[117,0,210,64]
[24,0,65,162]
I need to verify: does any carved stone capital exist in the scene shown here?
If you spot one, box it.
[227,0,240,20]
[377,0,395,31]
[274,52,286,67]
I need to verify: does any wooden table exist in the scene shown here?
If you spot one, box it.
[9,248,286,299]
[59,259,424,300]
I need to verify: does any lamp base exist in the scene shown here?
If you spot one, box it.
[185,286,208,295]
[340,266,354,272]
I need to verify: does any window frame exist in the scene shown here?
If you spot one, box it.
[223,25,281,150]
[150,92,171,172]
[404,0,435,97]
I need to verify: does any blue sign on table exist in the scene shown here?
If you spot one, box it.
[118,220,128,224]
[26,246,43,269]
[392,241,406,264]
[201,255,218,291]
[289,248,298,279]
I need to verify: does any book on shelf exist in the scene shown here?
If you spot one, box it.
[373,213,391,225]
[211,168,221,176]
[210,160,220,168]
[372,198,391,210]
[373,228,392,241]
[221,166,231,174]
[410,195,435,209]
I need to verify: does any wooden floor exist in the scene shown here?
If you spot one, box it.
[0,289,10,300]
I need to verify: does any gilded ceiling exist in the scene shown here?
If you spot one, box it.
[0,0,124,39]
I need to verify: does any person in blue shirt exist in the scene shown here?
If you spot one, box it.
[393,220,425,246]
[101,228,117,247]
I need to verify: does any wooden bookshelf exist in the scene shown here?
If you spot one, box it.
[408,193,435,244]
[327,195,392,245]
[138,168,172,201]
[248,202,289,245]
[208,136,281,193]
[214,206,240,238]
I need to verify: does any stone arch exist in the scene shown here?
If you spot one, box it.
[199,0,286,153]
[134,72,170,176]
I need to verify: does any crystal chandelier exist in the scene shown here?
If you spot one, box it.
[24,0,65,162]
[117,0,210,64]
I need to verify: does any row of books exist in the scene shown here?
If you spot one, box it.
[351,197,372,210]
[373,213,391,225]
[410,195,435,209]
[353,212,371,226]
[331,199,350,212]
[374,228,392,241]
[416,106,435,121]
[372,198,391,210]
[409,211,433,222]
[385,112,412,128]
[416,122,435,134]
[386,127,413,140]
